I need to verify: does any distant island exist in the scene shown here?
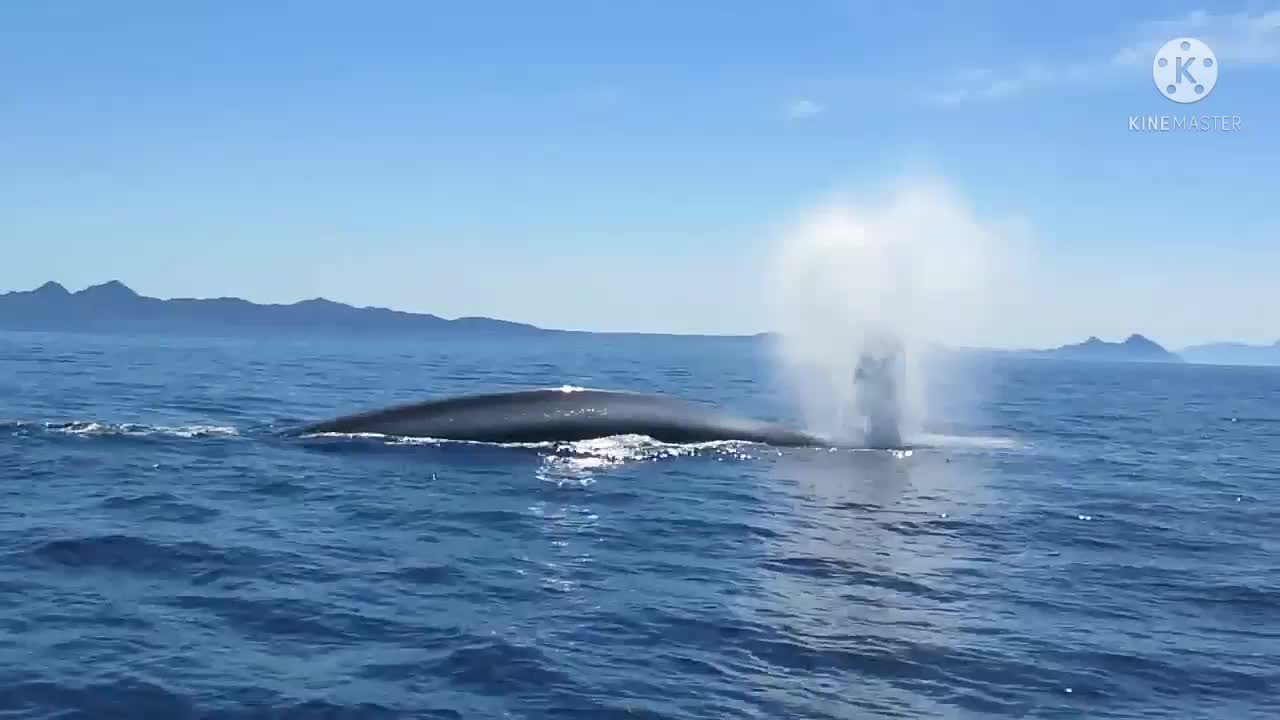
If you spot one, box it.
[1179,341,1280,367]
[0,281,551,337]
[1,281,1275,366]
[1035,334,1184,363]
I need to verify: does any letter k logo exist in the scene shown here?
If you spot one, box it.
[1176,56,1198,85]
[1153,38,1218,104]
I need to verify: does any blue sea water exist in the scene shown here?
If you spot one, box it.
[0,329,1276,719]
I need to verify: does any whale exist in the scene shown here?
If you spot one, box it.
[287,386,831,447]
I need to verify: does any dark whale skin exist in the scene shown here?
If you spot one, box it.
[289,387,826,447]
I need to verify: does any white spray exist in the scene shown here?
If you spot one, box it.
[763,176,1018,447]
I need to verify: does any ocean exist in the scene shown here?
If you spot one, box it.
[0,330,1275,719]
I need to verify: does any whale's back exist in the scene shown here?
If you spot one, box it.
[291,388,822,446]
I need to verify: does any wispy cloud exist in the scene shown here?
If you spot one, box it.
[784,98,824,119]
[928,7,1280,104]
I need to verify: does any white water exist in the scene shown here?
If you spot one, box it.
[763,176,1019,447]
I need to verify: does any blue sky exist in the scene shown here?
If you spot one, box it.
[1,1,1277,347]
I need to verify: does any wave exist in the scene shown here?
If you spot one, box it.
[910,432,1023,450]
[296,431,758,484]
[25,533,260,580]
[299,429,1015,452]
[3,417,1018,463]
[299,430,766,456]
[0,679,409,719]
[537,435,758,485]
[2,420,240,439]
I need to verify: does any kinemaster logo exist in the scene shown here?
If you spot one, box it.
[1130,37,1242,132]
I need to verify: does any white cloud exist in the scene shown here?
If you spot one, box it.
[928,7,1280,104]
[784,98,824,119]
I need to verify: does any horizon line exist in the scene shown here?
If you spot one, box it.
[4,279,1275,351]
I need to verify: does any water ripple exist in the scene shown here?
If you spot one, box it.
[1,333,1277,718]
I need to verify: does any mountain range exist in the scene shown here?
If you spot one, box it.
[1033,334,1184,363]
[1,281,1276,365]
[1175,340,1280,366]
[0,281,547,337]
